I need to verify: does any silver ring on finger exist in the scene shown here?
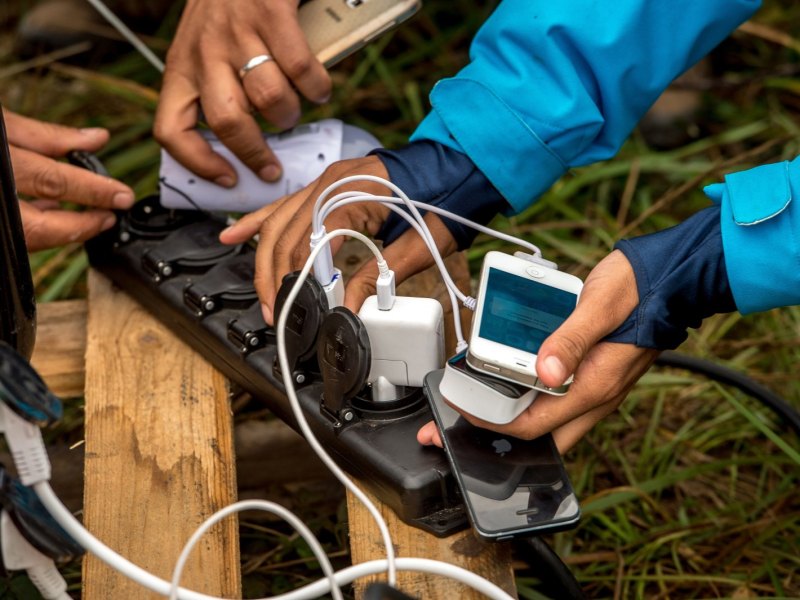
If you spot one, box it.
[239,54,273,80]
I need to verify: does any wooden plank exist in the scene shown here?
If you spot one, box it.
[82,271,240,599]
[347,484,517,599]
[30,299,87,398]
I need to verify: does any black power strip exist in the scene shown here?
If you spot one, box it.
[85,196,466,536]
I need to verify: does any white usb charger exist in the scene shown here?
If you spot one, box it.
[359,295,444,391]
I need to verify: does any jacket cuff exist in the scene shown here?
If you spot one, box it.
[605,206,735,349]
[706,155,800,314]
[371,141,510,250]
[411,79,567,214]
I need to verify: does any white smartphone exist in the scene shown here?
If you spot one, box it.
[298,0,422,68]
[424,370,581,540]
[467,251,583,394]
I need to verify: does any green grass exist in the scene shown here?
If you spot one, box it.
[2,0,800,598]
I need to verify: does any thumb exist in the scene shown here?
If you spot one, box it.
[537,250,639,388]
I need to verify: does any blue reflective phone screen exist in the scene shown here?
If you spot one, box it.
[478,268,578,354]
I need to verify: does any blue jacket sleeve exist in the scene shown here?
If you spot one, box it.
[371,141,510,249]
[412,0,761,213]
[704,155,800,314]
[605,206,735,350]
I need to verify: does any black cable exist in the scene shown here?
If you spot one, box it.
[158,177,210,215]
[512,536,586,599]
[655,350,800,437]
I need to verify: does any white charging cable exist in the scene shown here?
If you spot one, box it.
[315,191,469,351]
[83,0,165,72]
[308,176,434,290]
[309,175,543,317]
[318,192,542,259]
[275,228,398,586]
[172,502,518,600]
[34,480,513,600]
[169,501,342,600]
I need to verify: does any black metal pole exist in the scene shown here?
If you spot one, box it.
[0,105,37,359]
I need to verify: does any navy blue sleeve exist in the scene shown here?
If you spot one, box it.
[370,141,511,250]
[605,206,736,350]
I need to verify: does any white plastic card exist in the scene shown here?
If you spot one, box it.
[160,119,346,212]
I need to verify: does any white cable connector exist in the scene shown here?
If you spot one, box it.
[0,511,70,600]
[315,194,469,346]
[0,404,51,485]
[514,251,558,270]
[375,265,396,311]
[462,296,477,311]
[310,226,345,308]
[323,269,345,309]
[309,227,337,287]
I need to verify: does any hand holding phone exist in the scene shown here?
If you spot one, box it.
[424,370,581,540]
[467,252,583,394]
[155,0,421,188]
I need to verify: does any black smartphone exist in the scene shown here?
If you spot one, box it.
[424,369,581,541]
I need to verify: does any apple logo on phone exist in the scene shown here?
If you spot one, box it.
[492,439,512,456]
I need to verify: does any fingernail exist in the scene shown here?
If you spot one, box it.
[214,175,236,188]
[542,355,567,385]
[101,214,116,230]
[261,303,273,325]
[79,127,107,137]
[316,93,331,104]
[112,191,135,209]
[259,165,282,182]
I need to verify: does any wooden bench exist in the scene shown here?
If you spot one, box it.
[30,251,517,599]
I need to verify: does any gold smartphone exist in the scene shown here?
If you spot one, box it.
[298,0,422,67]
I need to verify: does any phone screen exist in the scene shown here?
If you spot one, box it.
[425,370,580,539]
[479,268,578,355]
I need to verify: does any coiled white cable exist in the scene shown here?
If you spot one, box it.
[34,481,220,600]
[34,480,516,600]
[310,176,541,316]
[169,501,342,600]
[318,191,474,308]
[318,191,542,258]
[315,191,468,350]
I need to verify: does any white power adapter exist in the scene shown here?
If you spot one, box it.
[358,295,444,389]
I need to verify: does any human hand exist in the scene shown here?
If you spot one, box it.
[418,250,660,453]
[220,155,458,322]
[154,0,331,187]
[4,109,134,251]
